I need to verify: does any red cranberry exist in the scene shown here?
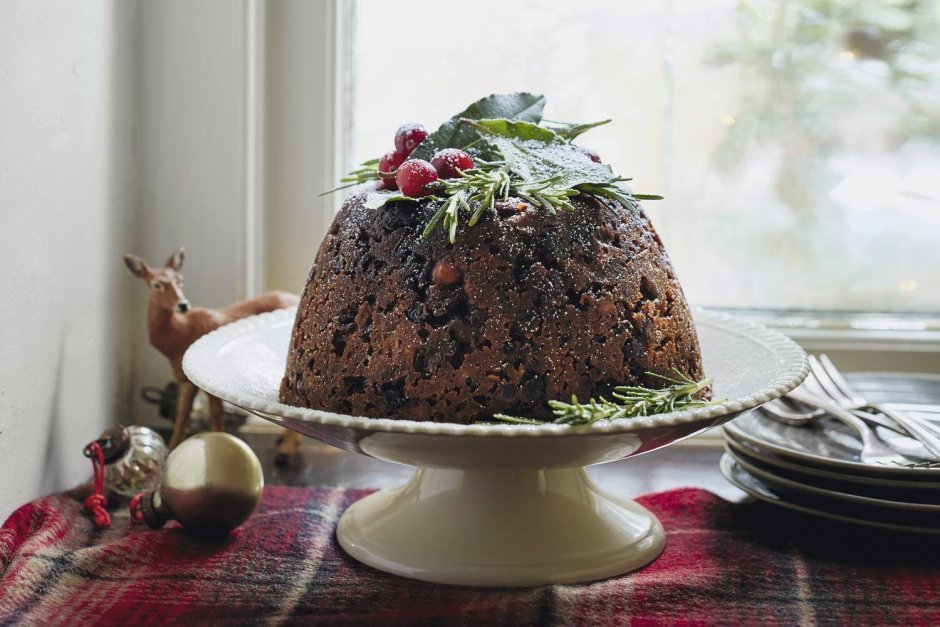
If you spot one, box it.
[379,150,406,190]
[578,145,602,163]
[430,149,475,179]
[394,123,428,156]
[396,159,438,197]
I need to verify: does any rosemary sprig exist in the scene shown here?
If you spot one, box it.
[578,180,663,210]
[490,369,715,427]
[423,166,512,242]
[421,169,660,241]
[318,158,382,196]
[514,176,579,213]
[342,158,381,183]
[423,169,584,241]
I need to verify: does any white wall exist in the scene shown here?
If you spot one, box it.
[0,0,138,521]
[0,0,341,519]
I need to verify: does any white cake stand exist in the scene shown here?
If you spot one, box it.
[183,308,806,587]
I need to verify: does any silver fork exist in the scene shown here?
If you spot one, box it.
[811,354,940,459]
[782,387,912,465]
[761,398,906,433]
[762,398,940,421]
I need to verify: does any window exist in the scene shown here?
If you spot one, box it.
[348,0,940,347]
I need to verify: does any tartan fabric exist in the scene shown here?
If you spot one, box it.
[2,485,939,626]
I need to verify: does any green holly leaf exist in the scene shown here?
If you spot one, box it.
[470,119,616,190]
[409,92,546,161]
[472,118,562,144]
[541,119,612,142]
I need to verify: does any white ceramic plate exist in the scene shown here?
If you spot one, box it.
[724,433,940,495]
[725,444,940,514]
[724,375,940,479]
[720,454,940,535]
[183,307,807,586]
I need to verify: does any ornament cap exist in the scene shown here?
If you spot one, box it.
[97,425,132,464]
[139,490,170,529]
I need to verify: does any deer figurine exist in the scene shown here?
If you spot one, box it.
[124,248,302,459]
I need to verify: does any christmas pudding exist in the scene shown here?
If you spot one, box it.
[279,93,707,424]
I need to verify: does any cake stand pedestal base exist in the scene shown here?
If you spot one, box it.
[336,466,665,587]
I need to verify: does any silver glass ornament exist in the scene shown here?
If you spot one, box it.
[99,425,169,498]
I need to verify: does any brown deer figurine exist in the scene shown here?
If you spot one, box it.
[124,248,302,458]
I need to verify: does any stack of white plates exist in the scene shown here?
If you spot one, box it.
[722,372,940,534]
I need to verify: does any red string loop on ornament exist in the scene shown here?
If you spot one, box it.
[82,441,112,528]
[129,493,145,524]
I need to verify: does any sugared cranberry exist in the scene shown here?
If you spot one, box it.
[578,145,602,163]
[394,123,428,156]
[430,149,475,179]
[379,150,406,189]
[396,159,438,197]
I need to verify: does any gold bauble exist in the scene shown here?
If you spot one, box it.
[139,432,263,535]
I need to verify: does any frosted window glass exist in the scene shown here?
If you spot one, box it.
[352,0,940,315]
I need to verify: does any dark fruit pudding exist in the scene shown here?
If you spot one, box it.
[279,93,705,424]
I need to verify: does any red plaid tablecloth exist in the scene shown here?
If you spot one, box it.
[2,485,938,625]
